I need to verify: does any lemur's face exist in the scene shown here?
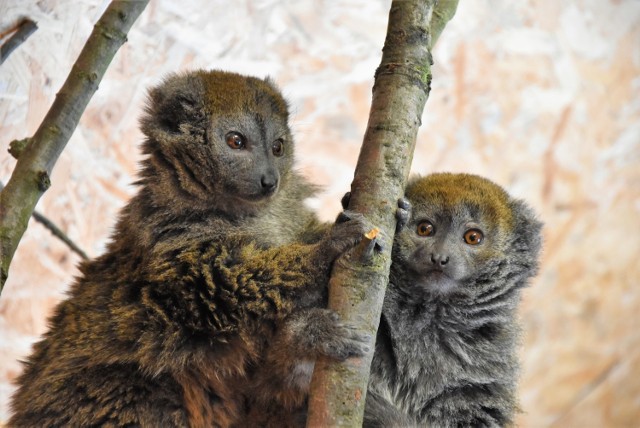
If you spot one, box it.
[141,71,295,216]
[394,203,499,295]
[205,109,293,206]
[392,174,514,297]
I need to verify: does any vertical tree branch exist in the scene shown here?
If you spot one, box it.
[306,0,458,426]
[0,0,149,292]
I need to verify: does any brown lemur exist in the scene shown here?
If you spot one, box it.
[9,70,373,427]
[363,173,543,427]
[242,173,542,427]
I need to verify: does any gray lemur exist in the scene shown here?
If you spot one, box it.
[242,173,542,427]
[9,70,372,427]
[364,173,543,427]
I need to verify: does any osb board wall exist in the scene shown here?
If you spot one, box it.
[1,0,639,425]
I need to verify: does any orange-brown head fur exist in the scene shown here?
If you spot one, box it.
[197,70,289,120]
[406,173,515,236]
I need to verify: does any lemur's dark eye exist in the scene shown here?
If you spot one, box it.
[464,229,483,245]
[417,221,434,237]
[272,139,284,157]
[226,132,246,149]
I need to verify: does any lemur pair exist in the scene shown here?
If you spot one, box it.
[9,70,542,427]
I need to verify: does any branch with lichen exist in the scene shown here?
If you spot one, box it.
[0,0,149,292]
[306,0,459,426]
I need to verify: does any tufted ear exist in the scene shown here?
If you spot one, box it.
[258,76,290,120]
[140,72,207,138]
[508,198,544,274]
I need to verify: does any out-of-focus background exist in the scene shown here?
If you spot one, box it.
[1,0,639,425]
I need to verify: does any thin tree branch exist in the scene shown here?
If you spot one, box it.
[32,211,89,260]
[429,0,458,49]
[306,0,459,426]
[0,0,149,292]
[0,180,88,260]
[0,18,38,65]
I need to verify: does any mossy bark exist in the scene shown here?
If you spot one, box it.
[306,0,459,426]
[0,0,149,292]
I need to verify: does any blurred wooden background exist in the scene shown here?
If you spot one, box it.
[1,0,639,425]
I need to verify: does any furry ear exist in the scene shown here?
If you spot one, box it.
[259,76,290,120]
[141,72,207,138]
[153,92,199,133]
[508,198,544,273]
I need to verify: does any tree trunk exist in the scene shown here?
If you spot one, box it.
[0,0,149,292]
[306,0,459,426]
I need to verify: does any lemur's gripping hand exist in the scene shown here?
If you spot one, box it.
[319,210,373,263]
[396,196,411,232]
[281,308,371,360]
[341,192,411,233]
[340,191,353,211]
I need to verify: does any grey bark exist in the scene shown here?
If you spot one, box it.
[306,1,459,426]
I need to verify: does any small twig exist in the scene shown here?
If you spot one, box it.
[0,19,38,65]
[0,19,29,40]
[0,180,88,260]
[32,211,89,260]
[353,228,380,262]
[9,138,30,159]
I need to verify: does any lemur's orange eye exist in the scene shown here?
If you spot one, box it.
[416,221,434,237]
[226,132,246,149]
[464,229,483,245]
[272,139,284,157]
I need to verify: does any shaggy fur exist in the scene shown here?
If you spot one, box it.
[236,196,408,428]
[231,173,541,427]
[9,70,369,427]
[364,173,543,427]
